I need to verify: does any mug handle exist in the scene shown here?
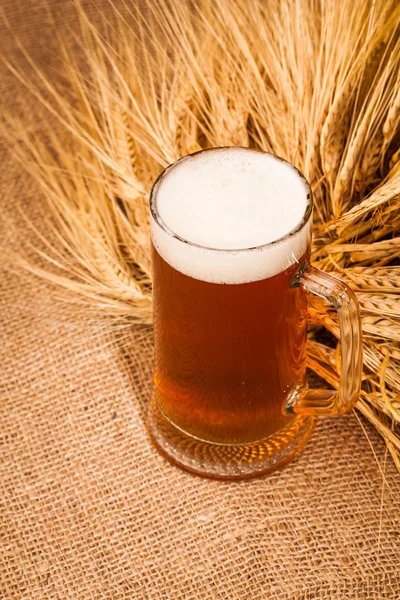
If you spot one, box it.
[284,262,363,416]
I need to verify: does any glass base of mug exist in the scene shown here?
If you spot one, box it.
[148,397,315,480]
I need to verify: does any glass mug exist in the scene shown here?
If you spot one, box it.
[148,147,362,479]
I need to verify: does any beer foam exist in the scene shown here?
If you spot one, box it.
[150,147,311,284]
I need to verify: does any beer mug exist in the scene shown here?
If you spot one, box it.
[148,147,362,479]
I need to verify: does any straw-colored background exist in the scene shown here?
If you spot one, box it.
[1,2,400,598]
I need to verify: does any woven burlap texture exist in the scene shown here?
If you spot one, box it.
[1,1,400,598]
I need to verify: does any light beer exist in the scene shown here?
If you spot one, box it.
[150,147,311,446]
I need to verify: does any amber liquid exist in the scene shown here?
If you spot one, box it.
[153,245,309,445]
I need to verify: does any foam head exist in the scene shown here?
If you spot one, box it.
[150,147,312,284]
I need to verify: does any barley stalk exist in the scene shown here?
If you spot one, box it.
[337,266,400,292]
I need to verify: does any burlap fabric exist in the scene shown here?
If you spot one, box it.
[1,2,400,598]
